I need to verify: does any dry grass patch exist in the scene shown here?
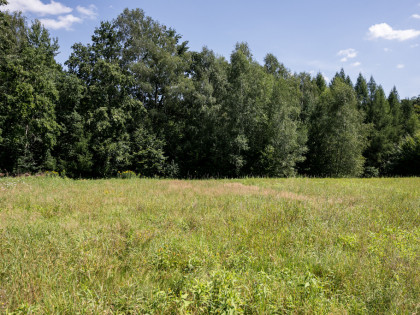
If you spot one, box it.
[165,180,343,207]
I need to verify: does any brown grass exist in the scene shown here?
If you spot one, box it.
[165,180,340,205]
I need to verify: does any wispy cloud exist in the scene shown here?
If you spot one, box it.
[39,14,82,30]
[368,23,420,41]
[411,43,419,48]
[76,5,97,19]
[396,64,405,69]
[384,48,391,52]
[412,14,420,19]
[351,62,361,67]
[337,48,358,62]
[3,0,71,16]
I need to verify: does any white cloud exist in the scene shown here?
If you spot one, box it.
[412,14,420,19]
[76,5,97,19]
[3,0,72,16]
[351,62,361,67]
[40,14,82,30]
[3,1,98,31]
[384,48,391,52]
[337,48,358,62]
[411,43,419,47]
[396,64,405,69]
[368,23,420,41]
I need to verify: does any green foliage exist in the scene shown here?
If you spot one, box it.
[44,170,59,177]
[305,79,368,176]
[355,73,368,109]
[363,79,395,173]
[182,270,245,313]
[0,15,59,174]
[386,132,420,176]
[401,98,420,136]
[315,72,327,93]
[117,170,137,179]
[54,73,93,177]
[0,7,418,177]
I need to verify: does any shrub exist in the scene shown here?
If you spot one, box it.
[45,171,59,177]
[386,132,420,176]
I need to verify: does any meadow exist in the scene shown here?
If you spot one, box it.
[0,177,419,314]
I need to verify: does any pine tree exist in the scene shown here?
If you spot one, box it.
[388,87,402,143]
[355,73,369,110]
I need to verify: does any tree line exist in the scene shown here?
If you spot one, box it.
[1,5,419,178]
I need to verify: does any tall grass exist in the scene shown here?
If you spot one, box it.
[0,177,419,313]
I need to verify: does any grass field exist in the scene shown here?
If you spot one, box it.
[0,177,419,314]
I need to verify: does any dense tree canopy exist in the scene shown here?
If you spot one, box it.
[0,6,419,177]
[305,78,367,177]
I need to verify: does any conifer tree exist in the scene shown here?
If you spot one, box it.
[388,87,402,143]
[364,84,393,173]
[355,73,369,110]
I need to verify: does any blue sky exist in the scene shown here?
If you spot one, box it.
[3,0,420,98]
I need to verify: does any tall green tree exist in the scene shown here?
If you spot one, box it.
[66,9,188,177]
[0,16,60,174]
[388,87,402,143]
[264,53,289,79]
[364,81,393,173]
[298,72,319,124]
[354,73,369,110]
[400,98,419,137]
[305,79,367,176]
[256,64,307,176]
[222,42,255,175]
[315,72,327,94]
[54,73,92,177]
[171,47,229,177]
[115,8,191,176]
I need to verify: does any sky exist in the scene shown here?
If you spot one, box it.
[2,0,420,99]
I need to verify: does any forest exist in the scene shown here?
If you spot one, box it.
[1,4,420,178]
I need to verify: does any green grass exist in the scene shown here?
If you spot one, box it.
[0,177,419,314]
